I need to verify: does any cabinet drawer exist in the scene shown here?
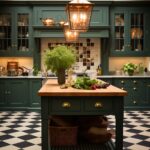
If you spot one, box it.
[51,98,81,112]
[84,98,113,112]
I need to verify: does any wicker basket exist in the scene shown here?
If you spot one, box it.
[49,126,78,146]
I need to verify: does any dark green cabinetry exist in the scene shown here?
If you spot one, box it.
[0,80,6,107]
[0,79,28,108]
[33,6,109,27]
[29,79,42,108]
[110,7,150,56]
[113,78,149,109]
[0,78,42,110]
[0,6,33,56]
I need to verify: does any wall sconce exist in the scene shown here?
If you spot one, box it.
[63,22,79,42]
[66,0,94,32]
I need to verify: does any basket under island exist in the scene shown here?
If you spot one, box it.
[38,79,127,150]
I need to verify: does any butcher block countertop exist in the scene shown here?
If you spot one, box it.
[38,79,127,97]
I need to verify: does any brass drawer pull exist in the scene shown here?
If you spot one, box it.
[133,100,137,104]
[133,80,137,84]
[121,80,124,84]
[121,87,124,90]
[94,102,103,108]
[62,102,71,108]
[133,87,137,91]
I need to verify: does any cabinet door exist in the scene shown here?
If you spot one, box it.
[0,80,7,107]
[0,7,33,56]
[7,79,28,107]
[29,79,42,107]
[145,79,150,107]
[14,7,33,56]
[0,8,13,56]
[110,7,149,56]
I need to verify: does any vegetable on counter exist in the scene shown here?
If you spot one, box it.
[72,76,110,90]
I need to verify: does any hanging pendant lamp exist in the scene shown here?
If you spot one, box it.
[66,0,94,32]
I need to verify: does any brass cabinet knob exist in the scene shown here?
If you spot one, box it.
[62,102,71,108]
[133,87,137,91]
[121,80,124,84]
[133,100,137,104]
[94,102,103,108]
[121,87,124,90]
[133,80,137,84]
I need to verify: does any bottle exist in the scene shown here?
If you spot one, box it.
[97,64,102,76]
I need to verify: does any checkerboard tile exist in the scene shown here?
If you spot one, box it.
[0,111,150,150]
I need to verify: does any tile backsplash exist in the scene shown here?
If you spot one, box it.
[41,38,101,73]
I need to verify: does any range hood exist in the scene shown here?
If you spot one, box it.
[33,26,110,38]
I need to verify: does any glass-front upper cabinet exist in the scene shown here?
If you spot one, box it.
[114,13,125,51]
[0,7,32,56]
[0,13,11,52]
[130,13,144,51]
[17,13,29,52]
[111,7,150,56]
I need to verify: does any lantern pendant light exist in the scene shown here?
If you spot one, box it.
[66,0,94,32]
[63,22,79,42]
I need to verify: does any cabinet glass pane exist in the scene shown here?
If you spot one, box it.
[17,14,29,51]
[0,14,11,51]
[130,13,144,51]
[114,14,124,51]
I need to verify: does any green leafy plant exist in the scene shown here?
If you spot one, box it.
[33,65,39,76]
[44,45,76,84]
[122,63,137,75]
[44,45,76,73]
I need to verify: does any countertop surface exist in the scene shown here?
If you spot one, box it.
[38,79,127,97]
[0,75,150,78]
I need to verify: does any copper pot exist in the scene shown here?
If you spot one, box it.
[7,62,19,76]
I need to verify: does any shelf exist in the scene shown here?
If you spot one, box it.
[50,140,115,150]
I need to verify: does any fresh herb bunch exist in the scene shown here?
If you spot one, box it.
[72,76,110,90]
[44,45,76,73]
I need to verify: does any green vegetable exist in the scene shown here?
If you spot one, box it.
[72,76,98,90]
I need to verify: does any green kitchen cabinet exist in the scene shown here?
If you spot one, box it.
[110,7,150,56]
[33,6,109,27]
[145,79,150,108]
[0,80,7,107]
[113,78,147,109]
[0,79,29,108]
[29,79,42,108]
[0,6,33,56]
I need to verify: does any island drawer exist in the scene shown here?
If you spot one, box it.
[50,97,81,112]
[84,97,113,112]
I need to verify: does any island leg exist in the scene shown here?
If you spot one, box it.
[41,97,49,150]
[115,96,124,150]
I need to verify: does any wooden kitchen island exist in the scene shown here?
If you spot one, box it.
[38,79,127,150]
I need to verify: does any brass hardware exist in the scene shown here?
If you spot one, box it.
[62,102,71,108]
[121,80,124,84]
[94,102,103,108]
[133,80,137,84]
[133,87,137,91]
[133,100,137,104]
[121,87,124,90]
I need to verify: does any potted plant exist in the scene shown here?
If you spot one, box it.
[122,62,137,76]
[44,45,76,85]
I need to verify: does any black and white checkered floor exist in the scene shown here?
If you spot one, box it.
[0,111,150,150]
